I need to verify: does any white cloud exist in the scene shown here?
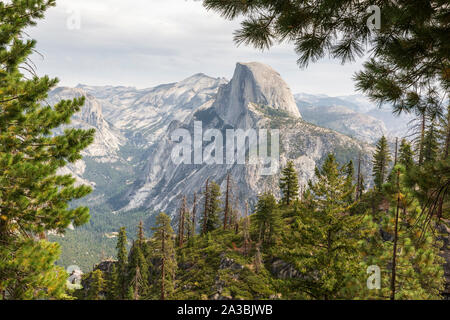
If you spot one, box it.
[27,0,366,96]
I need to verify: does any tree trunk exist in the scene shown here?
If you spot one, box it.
[286,177,291,206]
[224,174,231,229]
[161,229,166,301]
[178,196,186,247]
[202,179,210,234]
[191,193,197,237]
[356,153,362,200]
[394,137,398,165]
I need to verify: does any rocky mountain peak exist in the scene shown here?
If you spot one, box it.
[132,73,227,110]
[49,87,104,129]
[213,62,301,125]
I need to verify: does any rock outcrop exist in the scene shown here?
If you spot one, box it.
[214,62,301,127]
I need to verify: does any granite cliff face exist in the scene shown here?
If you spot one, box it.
[48,87,124,161]
[121,63,373,214]
[214,62,301,127]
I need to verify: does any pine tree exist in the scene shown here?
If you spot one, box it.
[201,181,222,234]
[280,154,374,299]
[151,213,177,300]
[255,192,280,245]
[373,136,392,190]
[344,160,355,203]
[358,175,366,200]
[128,262,144,300]
[423,121,439,164]
[106,265,119,300]
[0,0,95,299]
[361,164,445,300]
[137,220,145,244]
[412,158,450,220]
[202,179,210,235]
[126,285,134,300]
[231,196,240,234]
[177,196,187,247]
[87,270,104,301]
[191,193,197,239]
[355,153,363,201]
[128,230,149,299]
[223,173,232,229]
[242,201,251,257]
[115,227,128,299]
[279,161,299,206]
[399,139,415,170]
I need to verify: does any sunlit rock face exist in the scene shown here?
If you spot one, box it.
[214,62,301,128]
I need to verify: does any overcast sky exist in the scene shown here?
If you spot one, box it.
[28,0,368,96]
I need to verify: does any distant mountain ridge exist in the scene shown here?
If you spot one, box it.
[295,93,413,140]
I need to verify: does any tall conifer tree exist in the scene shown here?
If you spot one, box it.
[128,224,149,299]
[0,0,95,299]
[200,181,222,234]
[115,227,128,299]
[255,192,280,245]
[362,165,445,300]
[281,154,373,299]
[373,136,392,190]
[151,213,176,300]
[87,270,105,301]
[279,161,299,206]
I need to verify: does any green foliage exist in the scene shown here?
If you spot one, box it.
[279,161,299,206]
[87,270,105,300]
[115,227,128,299]
[0,0,94,299]
[361,165,445,299]
[201,181,222,234]
[77,154,446,301]
[423,121,440,164]
[173,228,276,300]
[0,239,69,300]
[254,193,281,245]
[279,154,375,299]
[128,239,149,299]
[399,139,415,171]
[106,265,119,300]
[53,208,150,272]
[150,213,177,300]
[344,160,356,203]
[372,136,392,190]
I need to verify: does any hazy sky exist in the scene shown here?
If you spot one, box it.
[28,0,368,96]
